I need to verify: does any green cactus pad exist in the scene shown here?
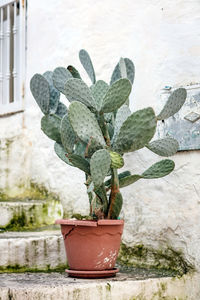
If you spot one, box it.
[100,79,132,113]
[157,88,187,120]
[30,74,50,114]
[55,102,68,117]
[109,151,124,169]
[64,78,96,109]
[146,137,179,157]
[68,101,105,147]
[67,154,90,174]
[119,58,127,78]
[105,171,131,188]
[114,107,157,153]
[79,49,96,84]
[119,174,142,188]
[110,58,135,85]
[110,62,120,86]
[109,192,123,219]
[61,115,76,153]
[67,65,81,79]
[43,71,60,113]
[90,80,109,111]
[54,142,73,166]
[85,137,103,158]
[52,67,72,94]
[90,149,111,188]
[112,105,131,144]
[107,123,114,140]
[142,159,175,179]
[74,141,87,157]
[41,114,61,143]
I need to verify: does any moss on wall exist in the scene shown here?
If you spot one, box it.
[1,200,62,231]
[117,243,194,276]
[0,263,68,273]
[0,181,60,202]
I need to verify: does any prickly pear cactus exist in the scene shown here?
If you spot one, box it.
[30,49,187,220]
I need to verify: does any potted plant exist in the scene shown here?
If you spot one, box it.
[30,49,187,278]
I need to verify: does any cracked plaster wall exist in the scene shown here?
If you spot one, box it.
[0,0,200,270]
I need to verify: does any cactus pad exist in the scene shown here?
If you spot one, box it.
[146,137,179,157]
[41,114,61,143]
[67,154,90,174]
[85,137,103,158]
[157,88,187,120]
[54,142,73,166]
[119,174,141,188]
[61,115,76,153]
[90,149,111,188]
[64,78,96,109]
[68,101,105,146]
[142,159,175,178]
[114,107,157,153]
[67,65,81,79]
[119,58,127,78]
[107,123,114,140]
[30,74,50,114]
[105,171,131,188]
[112,105,131,144]
[55,102,68,117]
[110,58,135,85]
[53,67,72,94]
[74,141,87,157]
[100,79,132,113]
[79,49,96,84]
[43,71,60,113]
[109,151,124,169]
[90,80,109,111]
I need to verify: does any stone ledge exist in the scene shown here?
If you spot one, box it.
[0,272,199,300]
[0,200,62,230]
[0,231,66,271]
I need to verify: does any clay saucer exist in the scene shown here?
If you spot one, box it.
[65,268,119,279]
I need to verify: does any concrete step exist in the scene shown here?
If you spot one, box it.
[0,200,62,230]
[0,230,66,272]
[0,272,199,300]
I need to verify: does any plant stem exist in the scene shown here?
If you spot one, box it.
[107,168,119,218]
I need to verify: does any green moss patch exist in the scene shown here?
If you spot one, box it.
[117,243,194,276]
[0,200,62,232]
[0,263,68,273]
[0,181,60,202]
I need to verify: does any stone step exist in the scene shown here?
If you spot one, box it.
[0,200,62,230]
[0,230,66,272]
[0,272,199,300]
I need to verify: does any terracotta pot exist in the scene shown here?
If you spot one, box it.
[56,219,124,277]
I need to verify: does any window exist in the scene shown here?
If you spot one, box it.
[0,0,26,116]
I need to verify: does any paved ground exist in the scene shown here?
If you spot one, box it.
[0,271,199,300]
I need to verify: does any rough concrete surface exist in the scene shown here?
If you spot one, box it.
[0,231,66,271]
[0,272,200,300]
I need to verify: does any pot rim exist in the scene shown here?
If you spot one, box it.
[55,219,124,227]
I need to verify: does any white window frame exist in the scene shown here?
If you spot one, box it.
[0,0,26,116]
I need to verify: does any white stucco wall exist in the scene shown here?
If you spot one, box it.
[1,0,200,270]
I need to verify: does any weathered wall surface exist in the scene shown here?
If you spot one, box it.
[0,0,200,271]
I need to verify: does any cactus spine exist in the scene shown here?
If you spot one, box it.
[30,49,187,220]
